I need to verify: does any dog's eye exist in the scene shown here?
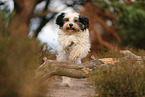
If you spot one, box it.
[65,18,69,21]
[74,19,78,22]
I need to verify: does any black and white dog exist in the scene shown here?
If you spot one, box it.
[56,12,90,87]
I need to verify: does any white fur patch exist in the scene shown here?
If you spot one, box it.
[56,13,90,87]
[64,12,79,22]
[57,29,90,64]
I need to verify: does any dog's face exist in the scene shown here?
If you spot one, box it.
[56,12,89,34]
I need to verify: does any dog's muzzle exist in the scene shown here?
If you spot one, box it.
[67,23,75,31]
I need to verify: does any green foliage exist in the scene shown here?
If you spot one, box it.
[0,35,47,97]
[117,5,145,49]
[93,0,145,49]
[0,8,15,36]
[92,51,145,97]
[0,10,8,35]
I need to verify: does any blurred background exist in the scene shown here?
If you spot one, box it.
[1,0,145,52]
[0,0,145,96]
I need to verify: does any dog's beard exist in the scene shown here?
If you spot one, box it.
[63,23,81,34]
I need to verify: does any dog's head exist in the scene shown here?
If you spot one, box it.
[56,12,89,34]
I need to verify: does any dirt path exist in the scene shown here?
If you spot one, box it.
[46,78,95,97]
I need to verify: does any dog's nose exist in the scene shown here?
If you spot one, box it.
[69,24,73,27]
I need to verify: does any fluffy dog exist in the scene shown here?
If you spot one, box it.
[56,12,90,87]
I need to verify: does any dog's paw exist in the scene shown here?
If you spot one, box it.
[68,41,75,47]
[61,76,73,87]
[65,41,76,47]
[60,82,73,87]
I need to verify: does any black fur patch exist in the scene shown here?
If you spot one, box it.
[79,15,89,30]
[56,12,65,28]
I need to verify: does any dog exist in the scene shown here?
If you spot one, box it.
[56,12,90,87]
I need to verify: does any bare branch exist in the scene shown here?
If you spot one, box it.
[32,10,57,18]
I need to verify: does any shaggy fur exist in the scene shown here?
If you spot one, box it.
[56,12,90,87]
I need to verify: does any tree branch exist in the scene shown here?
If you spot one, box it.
[32,10,57,18]
[35,50,145,82]
[35,59,102,82]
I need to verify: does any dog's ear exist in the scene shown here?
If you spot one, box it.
[79,15,89,30]
[56,12,65,27]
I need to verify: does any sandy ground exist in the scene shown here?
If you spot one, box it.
[46,77,95,97]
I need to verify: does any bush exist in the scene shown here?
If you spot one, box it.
[92,51,145,97]
[0,36,47,97]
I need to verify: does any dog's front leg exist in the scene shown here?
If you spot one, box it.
[64,40,77,54]
[61,76,72,87]
[65,39,76,48]
[68,46,80,61]
[69,45,89,63]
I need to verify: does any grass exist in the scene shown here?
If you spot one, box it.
[92,50,145,97]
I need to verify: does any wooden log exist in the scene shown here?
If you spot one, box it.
[35,59,103,82]
[35,50,145,82]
